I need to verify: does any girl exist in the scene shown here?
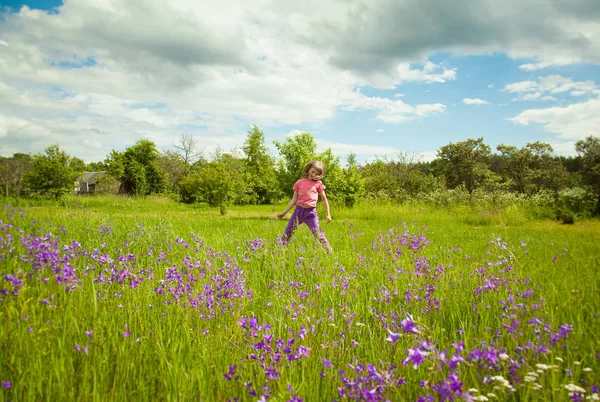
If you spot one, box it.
[277,160,333,253]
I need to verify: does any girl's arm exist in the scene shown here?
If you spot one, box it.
[320,191,332,223]
[277,192,298,218]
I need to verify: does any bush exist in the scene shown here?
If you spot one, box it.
[469,188,523,211]
[557,187,596,217]
[520,190,557,220]
[501,204,529,226]
[94,176,121,194]
[557,208,576,224]
[422,187,472,209]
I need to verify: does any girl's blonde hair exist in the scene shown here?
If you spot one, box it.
[302,160,325,180]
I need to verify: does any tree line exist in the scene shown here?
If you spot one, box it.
[1,126,599,217]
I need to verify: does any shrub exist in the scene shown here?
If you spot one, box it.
[557,187,596,217]
[557,208,576,224]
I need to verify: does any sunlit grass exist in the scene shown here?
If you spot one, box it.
[1,195,599,401]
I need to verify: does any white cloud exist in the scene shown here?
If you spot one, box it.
[505,81,539,93]
[343,93,445,123]
[301,0,600,74]
[376,129,385,132]
[345,61,457,89]
[546,141,579,156]
[0,0,463,161]
[518,56,583,71]
[519,62,558,71]
[1,0,599,162]
[508,97,600,141]
[463,98,490,105]
[522,92,541,101]
[505,75,598,101]
[418,150,438,162]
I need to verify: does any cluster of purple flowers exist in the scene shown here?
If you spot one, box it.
[225,316,314,400]
[152,250,249,319]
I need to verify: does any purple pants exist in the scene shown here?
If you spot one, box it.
[282,207,332,253]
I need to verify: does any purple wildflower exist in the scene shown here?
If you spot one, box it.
[401,314,419,334]
[431,381,454,402]
[385,328,401,344]
[265,366,280,380]
[2,381,10,389]
[570,393,584,402]
[223,365,237,381]
[403,347,428,369]
[296,346,311,358]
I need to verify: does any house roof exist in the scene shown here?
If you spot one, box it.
[77,171,107,185]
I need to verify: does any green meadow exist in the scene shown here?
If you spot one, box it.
[1,196,599,401]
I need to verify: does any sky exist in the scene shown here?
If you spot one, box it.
[0,0,599,164]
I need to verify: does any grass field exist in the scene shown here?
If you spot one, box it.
[1,195,599,401]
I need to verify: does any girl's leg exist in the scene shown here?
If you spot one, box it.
[282,208,299,245]
[304,210,332,253]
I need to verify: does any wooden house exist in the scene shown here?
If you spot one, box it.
[74,171,107,194]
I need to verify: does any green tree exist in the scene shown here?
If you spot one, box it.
[106,140,166,195]
[274,133,318,195]
[274,132,345,200]
[436,138,491,193]
[157,150,186,193]
[9,153,31,199]
[316,148,344,200]
[496,143,532,193]
[360,153,441,201]
[360,159,398,199]
[559,155,584,174]
[215,152,249,205]
[105,150,124,180]
[25,145,77,199]
[575,136,600,215]
[0,153,32,198]
[526,142,568,195]
[496,142,565,194]
[242,125,279,204]
[125,159,148,195]
[86,161,108,172]
[0,157,10,197]
[340,153,364,207]
[179,160,245,214]
[69,157,86,174]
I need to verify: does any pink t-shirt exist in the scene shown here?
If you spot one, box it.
[293,178,325,207]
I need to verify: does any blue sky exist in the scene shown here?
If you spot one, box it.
[1,0,62,11]
[1,0,599,163]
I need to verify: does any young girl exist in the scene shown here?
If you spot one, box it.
[277,160,333,253]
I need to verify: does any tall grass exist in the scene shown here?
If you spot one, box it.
[1,195,599,401]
